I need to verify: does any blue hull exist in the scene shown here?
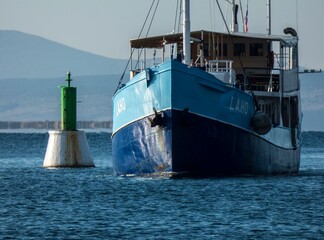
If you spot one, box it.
[112,108,300,176]
[112,60,300,176]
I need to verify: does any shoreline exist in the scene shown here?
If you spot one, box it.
[0,121,112,130]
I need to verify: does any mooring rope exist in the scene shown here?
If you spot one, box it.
[114,0,160,94]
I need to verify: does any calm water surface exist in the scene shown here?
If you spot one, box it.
[0,131,323,239]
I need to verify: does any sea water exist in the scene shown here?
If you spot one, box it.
[0,131,323,239]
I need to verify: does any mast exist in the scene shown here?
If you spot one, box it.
[183,0,191,65]
[266,0,271,35]
[231,0,239,32]
[267,0,272,69]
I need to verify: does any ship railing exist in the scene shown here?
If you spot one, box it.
[206,60,235,84]
[241,68,280,92]
[130,60,146,79]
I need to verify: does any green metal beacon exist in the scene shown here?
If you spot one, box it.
[43,71,95,167]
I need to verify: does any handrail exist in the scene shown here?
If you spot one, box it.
[207,60,233,72]
[207,60,234,83]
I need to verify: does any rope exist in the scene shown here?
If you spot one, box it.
[114,0,159,93]
[174,0,180,33]
[177,0,183,33]
[215,0,245,75]
[239,0,244,32]
[135,0,160,69]
[209,0,217,31]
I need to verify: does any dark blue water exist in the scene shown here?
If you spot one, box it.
[0,131,323,239]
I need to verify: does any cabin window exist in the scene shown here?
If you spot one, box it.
[282,98,290,127]
[291,46,297,69]
[233,43,246,56]
[280,43,298,70]
[250,43,264,56]
[218,43,228,57]
[203,43,209,57]
[290,97,299,128]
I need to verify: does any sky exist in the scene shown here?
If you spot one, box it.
[1,0,324,69]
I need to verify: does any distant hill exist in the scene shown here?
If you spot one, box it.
[0,75,120,122]
[0,30,323,131]
[0,30,127,79]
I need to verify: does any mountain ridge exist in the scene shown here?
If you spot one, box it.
[0,30,127,79]
[0,30,323,131]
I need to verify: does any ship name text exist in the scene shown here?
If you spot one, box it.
[115,97,126,117]
[229,96,249,115]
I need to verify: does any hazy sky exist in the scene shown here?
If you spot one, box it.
[1,0,323,69]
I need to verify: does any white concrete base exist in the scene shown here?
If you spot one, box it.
[43,130,95,167]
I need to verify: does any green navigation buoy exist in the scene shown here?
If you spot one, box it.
[61,71,76,131]
[43,71,94,168]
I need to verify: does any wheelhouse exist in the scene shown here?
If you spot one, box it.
[129,30,300,130]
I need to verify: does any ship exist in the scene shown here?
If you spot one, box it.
[111,0,301,176]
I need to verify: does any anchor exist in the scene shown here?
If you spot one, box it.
[149,107,165,127]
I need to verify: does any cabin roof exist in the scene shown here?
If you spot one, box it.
[130,30,297,49]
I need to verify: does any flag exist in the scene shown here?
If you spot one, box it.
[244,9,248,32]
[244,0,249,32]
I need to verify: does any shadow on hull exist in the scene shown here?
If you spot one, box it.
[112,109,300,177]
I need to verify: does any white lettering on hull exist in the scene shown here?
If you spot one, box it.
[229,96,249,115]
[115,97,126,117]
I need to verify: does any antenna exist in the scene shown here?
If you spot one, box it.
[296,0,299,33]
[231,0,239,32]
[183,0,191,65]
[266,0,271,35]
[66,70,72,88]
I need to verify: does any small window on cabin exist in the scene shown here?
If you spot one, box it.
[214,44,228,57]
[233,43,246,56]
[250,43,264,56]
